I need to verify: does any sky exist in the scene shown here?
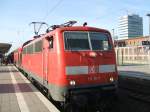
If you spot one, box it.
[0,0,150,52]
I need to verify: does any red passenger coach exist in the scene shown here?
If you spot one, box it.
[14,47,22,66]
[14,21,118,111]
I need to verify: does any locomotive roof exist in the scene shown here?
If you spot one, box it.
[22,26,110,48]
[55,26,110,33]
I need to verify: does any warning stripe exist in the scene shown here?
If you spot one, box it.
[66,64,116,75]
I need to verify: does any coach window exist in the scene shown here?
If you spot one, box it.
[23,47,26,54]
[29,44,33,54]
[27,46,30,54]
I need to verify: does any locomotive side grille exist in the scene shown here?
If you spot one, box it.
[66,64,116,75]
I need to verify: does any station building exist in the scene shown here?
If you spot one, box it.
[114,36,150,47]
[114,36,150,65]
[0,43,12,54]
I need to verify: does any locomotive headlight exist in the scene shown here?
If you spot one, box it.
[110,77,114,82]
[70,80,76,86]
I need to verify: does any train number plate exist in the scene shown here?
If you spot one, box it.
[88,66,99,74]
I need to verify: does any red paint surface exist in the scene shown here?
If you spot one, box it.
[13,26,118,88]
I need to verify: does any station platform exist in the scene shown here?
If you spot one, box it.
[0,65,60,112]
[118,65,150,80]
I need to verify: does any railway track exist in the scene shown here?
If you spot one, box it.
[119,86,150,103]
[119,75,150,104]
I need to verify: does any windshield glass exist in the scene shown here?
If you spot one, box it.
[90,32,111,50]
[64,31,112,51]
[64,32,90,50]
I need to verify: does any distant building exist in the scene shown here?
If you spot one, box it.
[118,14,143,40]
[114,36,150,47]
[115,36,150,65]
[0,43,12,54]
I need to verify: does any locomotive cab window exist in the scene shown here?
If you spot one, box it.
[64,32,90,50]
[89,32,111,50]
[64,31,112,51]
[49,37,53,49]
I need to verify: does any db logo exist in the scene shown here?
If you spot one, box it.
[88,66,99,74]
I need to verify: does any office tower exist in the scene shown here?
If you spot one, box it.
[118,14,143,40]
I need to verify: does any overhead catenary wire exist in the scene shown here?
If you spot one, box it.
[21,0,64,37]
[43,0,64,20]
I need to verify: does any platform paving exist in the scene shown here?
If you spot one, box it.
[0,65,60,112]
[118,64,150,80]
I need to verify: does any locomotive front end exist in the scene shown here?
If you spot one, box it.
[62,27,118,111]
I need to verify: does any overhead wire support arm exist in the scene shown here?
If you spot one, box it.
[46,21,77,32]
[60,20,77,27]
[29,22,49,36]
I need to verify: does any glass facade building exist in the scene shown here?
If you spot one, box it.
[118,14,143,40]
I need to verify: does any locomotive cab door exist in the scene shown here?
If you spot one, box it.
[42,36,53,86]
[42,38,49,86]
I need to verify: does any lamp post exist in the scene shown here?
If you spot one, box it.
[146,14,150,43]
[146,14,150,66]
[112,29,115,44]
[112,29,115,38]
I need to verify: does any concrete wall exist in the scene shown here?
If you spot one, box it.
[115,46,150,65]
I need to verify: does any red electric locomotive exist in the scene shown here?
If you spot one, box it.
[14,21,118,111]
